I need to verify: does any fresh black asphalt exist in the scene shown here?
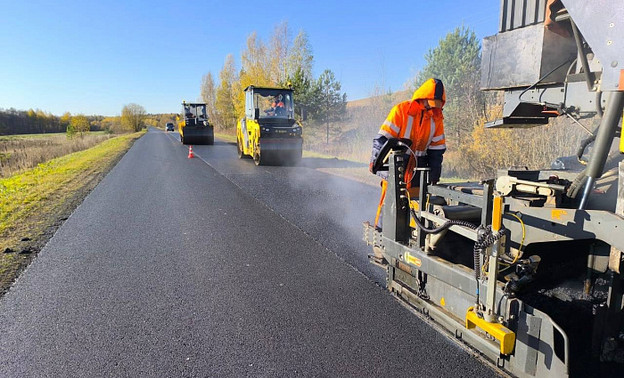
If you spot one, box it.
[0,128,493,376]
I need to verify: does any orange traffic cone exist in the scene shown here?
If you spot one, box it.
[187,145,195,159]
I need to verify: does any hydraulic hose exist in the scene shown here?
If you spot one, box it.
[473,225,507,281]
[570,20,596,92]
[410,208,477,234]
[410,208,506,304]
[567,151,623,199]
[596,91,603,117]
[576,133,596,165]
[410,209,506,281]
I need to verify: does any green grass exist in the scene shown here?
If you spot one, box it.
[0,130,145,294]
[0,131,142,234]
[0,132,65,140]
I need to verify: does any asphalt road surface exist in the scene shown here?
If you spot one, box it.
[0,128,493,377]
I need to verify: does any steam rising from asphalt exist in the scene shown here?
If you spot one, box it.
[281,162,384,281]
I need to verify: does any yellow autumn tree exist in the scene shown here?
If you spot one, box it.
[237,32,273,118]
[66,114,90,138]
[215,54,239,129]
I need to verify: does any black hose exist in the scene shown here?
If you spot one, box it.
[596,91,603,117]
[567,151,622,198]
[567,167,588,199]
[474,226,507,262]
[410,208,477,234]
[410,207,507,304]
[474,225,506,305]
[576,133,596,164]
[570,20,595,92]
[518,58,574,104]
[474,227,485,282]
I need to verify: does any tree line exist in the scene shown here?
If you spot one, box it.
[0,108,71,135]
[200,22,348,141]
[0,103,172,138]
[3,25,586,179]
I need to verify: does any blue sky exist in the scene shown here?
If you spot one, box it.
[0,0,500,116]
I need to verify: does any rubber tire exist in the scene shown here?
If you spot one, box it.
[253,146,266,166]
[237,138,245,159]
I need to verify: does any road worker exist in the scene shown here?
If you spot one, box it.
[272,94,285,116]
[265,94,285,116]
[369,78,446,255]
[185,106,195,119]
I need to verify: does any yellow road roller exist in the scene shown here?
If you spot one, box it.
[236,86,303,165]
[178,101,214,145]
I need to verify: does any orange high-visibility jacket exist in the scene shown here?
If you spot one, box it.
[377,78,446,185]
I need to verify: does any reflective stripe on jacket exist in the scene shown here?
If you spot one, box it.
[378,101,445,185]
[379,101,446,155]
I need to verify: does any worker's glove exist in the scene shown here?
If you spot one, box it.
[370,160,388,180]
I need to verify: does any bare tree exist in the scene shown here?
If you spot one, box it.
[200,72,217,122]
[287,29,314,81]
[121,103,146,132]
[269,21,291,85]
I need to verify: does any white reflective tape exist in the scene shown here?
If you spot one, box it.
[413,149,427,156]
[383,120,400,134]
[379,130,394,139]
[403,116,413,139]
[429,144,446,150]
[426,117,435,147]
[431,133,445,142]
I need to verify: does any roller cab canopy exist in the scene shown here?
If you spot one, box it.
[182,102,208,121]
[244,86,295,124]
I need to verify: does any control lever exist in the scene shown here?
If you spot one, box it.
[371,138,412,174]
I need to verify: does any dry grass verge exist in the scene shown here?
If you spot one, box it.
[0,131,144,296]
[0,132,114,178]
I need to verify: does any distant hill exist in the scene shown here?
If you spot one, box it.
[346,90,411,109]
